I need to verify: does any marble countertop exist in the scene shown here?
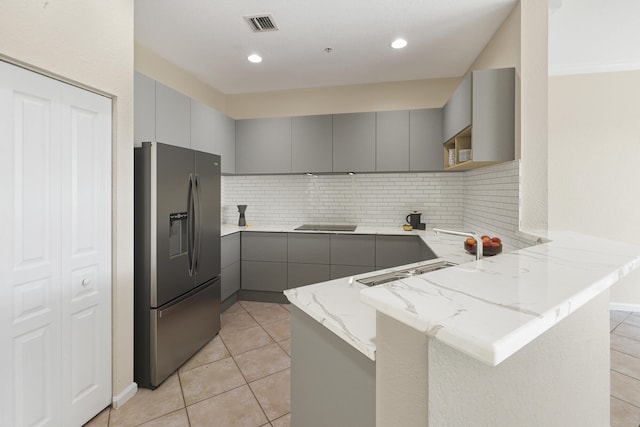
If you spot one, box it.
[224,224,640,366]
[360,231,640,365]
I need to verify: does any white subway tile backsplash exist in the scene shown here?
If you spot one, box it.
[222,160,529,249]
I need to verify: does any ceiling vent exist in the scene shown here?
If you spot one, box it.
[244,14,279,32]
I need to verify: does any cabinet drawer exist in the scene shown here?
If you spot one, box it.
[288,263,331,289]
[241,232,287,262]
[287,233,330,264]
[375,235,423,268]
[241,261,287,292]
[330,235,375,267]
[330,265,376,280]
[221,233,240,267]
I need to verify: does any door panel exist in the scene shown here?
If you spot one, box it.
[1,61,63,427]
[194,151,221,285]
[155,143,195,306]
[0,61,112,427]
[60,80,112,426]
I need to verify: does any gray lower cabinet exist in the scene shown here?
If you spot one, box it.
[287,233,330,288]
[242,261,287,292]
[221,233,241,305]
[241,232,288,297]
[242,232,287,262]
[155,81,191,148]
[330,264,376,280]
[332,112,376,173]
[291,306,375,427]
[375,235,436,269]
[235,117,292,174]
[221,262,240,302]
[288,263,331,289]
[292,115,333,173]
[410,108,443,171]
[376,110,410,172]
[330,234,376,267]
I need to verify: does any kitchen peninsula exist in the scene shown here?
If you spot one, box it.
[283,229,640,426]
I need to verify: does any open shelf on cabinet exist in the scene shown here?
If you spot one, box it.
[443,126,500,171]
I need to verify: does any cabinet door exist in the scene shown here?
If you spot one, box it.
[409,109,443,171]
[442,73,472,143]
[375,236,424,269]
[241,261,287,292]
[221,262,240,301]
[236,118,292,174]
[330,235,375,267]
[471,68,515,162]
[221,233,241,268]
[332,112,375,172]
[156,82,190,148]
[134,72,155,147]
[287,233,330,264]
[292,115,333,173]
[190,100,236,174]
[241,232,287,262]
[376,110,409,172]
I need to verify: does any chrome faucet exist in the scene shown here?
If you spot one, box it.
[433,228,483,260]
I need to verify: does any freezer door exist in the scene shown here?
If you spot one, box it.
[155,143,196,306]
[150,278,221,387]
[194,151,221,286]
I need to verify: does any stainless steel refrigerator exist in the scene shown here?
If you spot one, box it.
[134,142,221,389]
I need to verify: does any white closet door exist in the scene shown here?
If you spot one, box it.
[60,83,112,426]
[0,61,112,427]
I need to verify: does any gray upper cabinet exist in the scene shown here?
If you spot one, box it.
[376,110,410,172]
[471,68,515,163]
[155,82,191,148]
[332,112,376,173]
[292,115,333,173]
[191,99,236,174]
[134,72,156,147]
[409,109,443,171]
[236,117,292,174]
[442,73,472,143]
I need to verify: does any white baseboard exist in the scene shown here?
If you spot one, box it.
[112,382,138,409]
[610,302,640,313]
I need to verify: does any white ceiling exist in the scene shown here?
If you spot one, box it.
[549,0,640,75]
[134,0,518,94]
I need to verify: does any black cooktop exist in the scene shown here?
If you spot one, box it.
[294,224,357,232]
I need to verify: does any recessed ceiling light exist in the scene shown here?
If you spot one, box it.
[248,54,262,63]
[391,38,408,49]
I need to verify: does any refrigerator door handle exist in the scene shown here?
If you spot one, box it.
[187,174,195,276]
[193,174,202,274]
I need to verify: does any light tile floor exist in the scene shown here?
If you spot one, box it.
[85,301,292,427]
[86,306,640,426]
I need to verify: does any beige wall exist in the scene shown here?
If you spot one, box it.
[135,43,228,114]
[467,1,522,159]
[225,77,460,119]
[549,70,640,307]
[0,0,135,397]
